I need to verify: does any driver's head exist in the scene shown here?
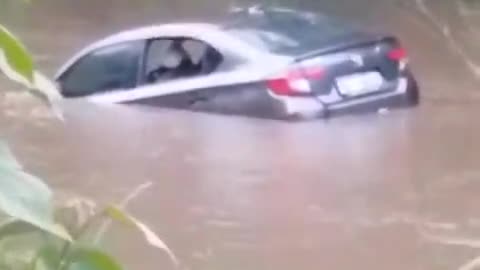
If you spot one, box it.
[162,41,188,68]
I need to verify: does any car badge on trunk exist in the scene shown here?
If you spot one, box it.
[349,55,364,67]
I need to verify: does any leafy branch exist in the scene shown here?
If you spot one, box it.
[0,19,178,270]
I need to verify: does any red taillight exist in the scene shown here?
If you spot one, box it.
[267,78,297,96]
[267,67,325,96]
[387,47,407,61]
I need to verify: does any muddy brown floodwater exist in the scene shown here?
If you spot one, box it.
[3,0,480,270]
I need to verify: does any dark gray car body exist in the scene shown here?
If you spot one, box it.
[55,6,419,120]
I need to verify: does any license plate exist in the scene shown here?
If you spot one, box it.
[336,72,384,96]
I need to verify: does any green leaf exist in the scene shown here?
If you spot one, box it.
[104,206,178,266]
[0,24,34,83]
[66,248,123,270]
[0,25,63,116]
[30,244,61,270]
[31,71,64,115]
[0,232,44,270]
[104,207,135,227]
[0,219,38,239]
[0,143,71,241]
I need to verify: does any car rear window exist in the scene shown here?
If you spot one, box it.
[223,9,358,56]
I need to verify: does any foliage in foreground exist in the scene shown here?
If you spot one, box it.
[0,23,177,270]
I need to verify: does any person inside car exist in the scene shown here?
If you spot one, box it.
[147,40,202,82]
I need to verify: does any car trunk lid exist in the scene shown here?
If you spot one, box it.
[294,35,407,98]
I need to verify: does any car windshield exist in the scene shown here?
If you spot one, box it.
[223,9,359,55]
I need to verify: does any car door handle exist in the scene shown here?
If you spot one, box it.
[188,92,208,105]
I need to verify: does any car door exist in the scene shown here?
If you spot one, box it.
[57,40,145,98]
[113,38,266,114]
[112,37,226,110]
[134,38,199,109]
[85,36,280,117]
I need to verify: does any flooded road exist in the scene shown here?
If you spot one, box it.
[2,0,480,269]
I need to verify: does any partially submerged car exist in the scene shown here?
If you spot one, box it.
[55,6,419,120]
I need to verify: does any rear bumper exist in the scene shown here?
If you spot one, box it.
[326,76,419,117]
[275,76,419,120]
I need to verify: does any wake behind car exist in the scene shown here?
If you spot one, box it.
[55,6,420,120]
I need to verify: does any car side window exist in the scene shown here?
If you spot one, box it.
[143,38,223,84]
[59,41,144,97]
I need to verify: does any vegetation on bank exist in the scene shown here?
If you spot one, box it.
[0,20,176,270]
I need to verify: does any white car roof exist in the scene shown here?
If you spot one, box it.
[55,22,263,79]
[94,23,220,47]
